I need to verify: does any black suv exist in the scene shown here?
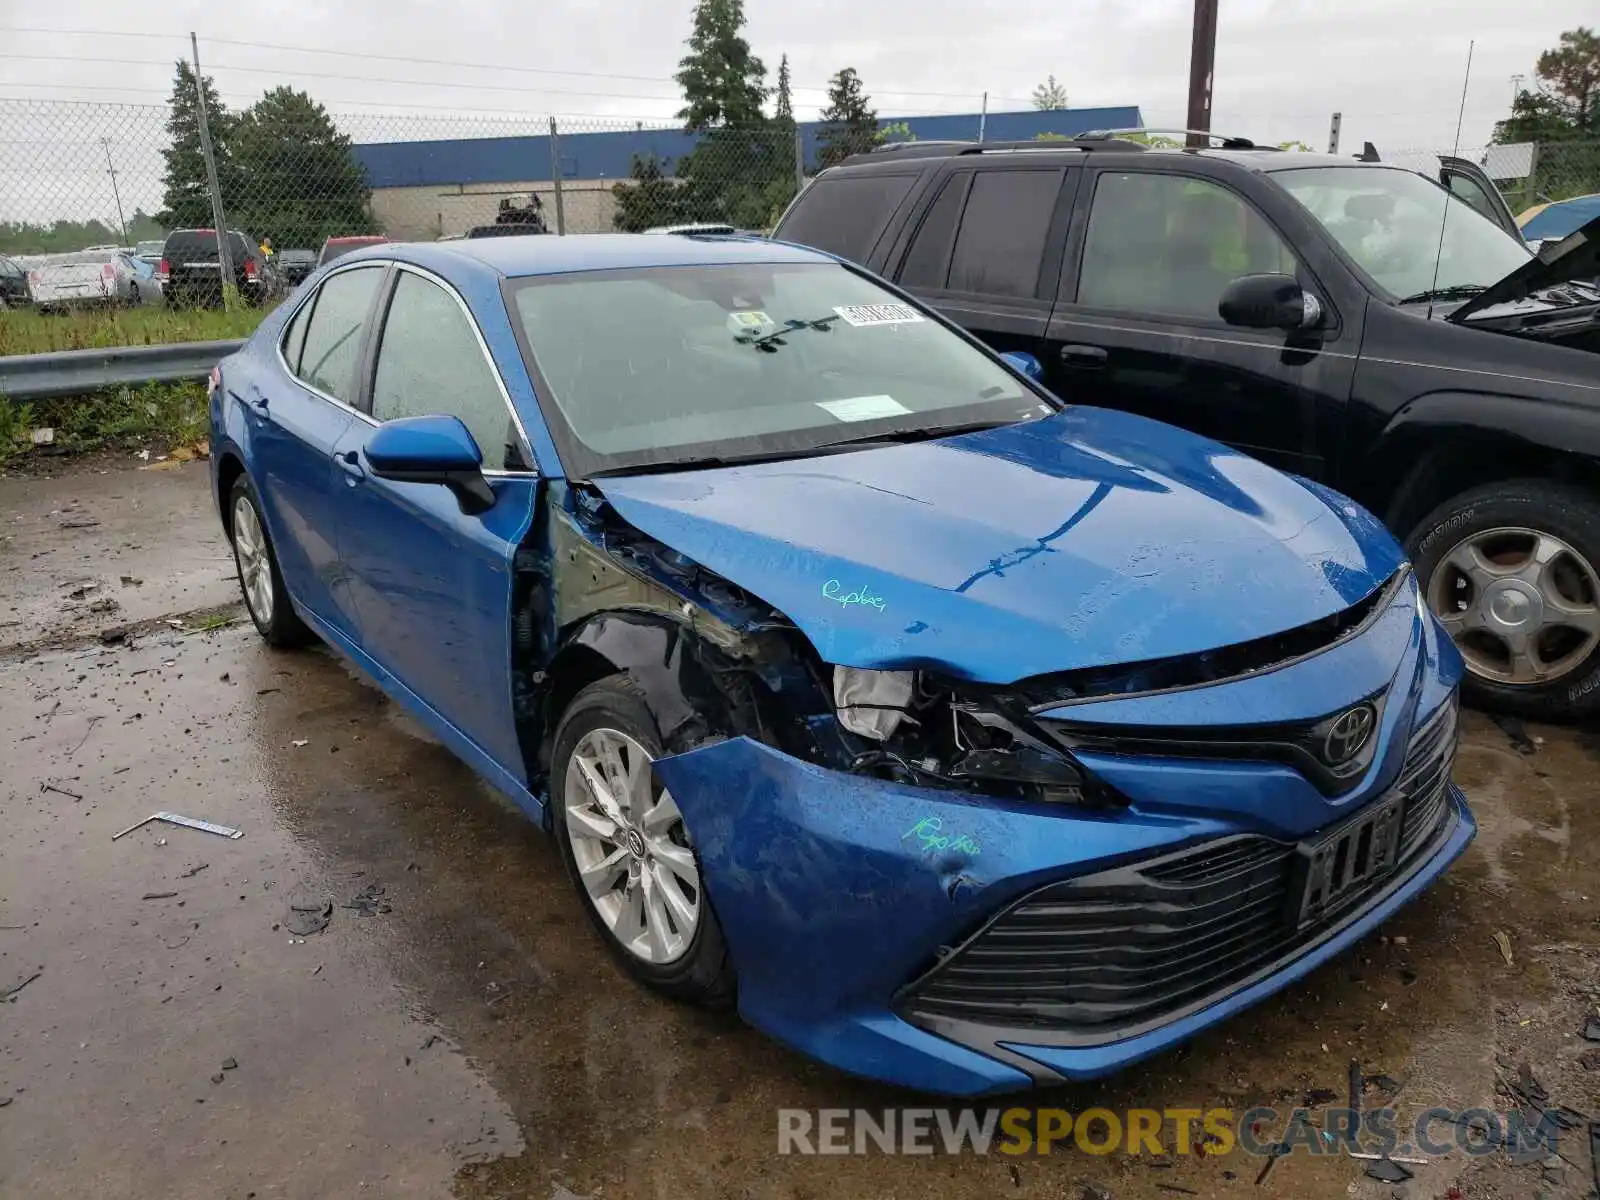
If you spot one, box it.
[772,133,1600,720]
[159,229,269,307]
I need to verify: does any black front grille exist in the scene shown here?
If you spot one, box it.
[898,694,1460,1041]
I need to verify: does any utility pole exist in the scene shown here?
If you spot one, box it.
[1185,0,1220,147]
[1327,112,1342,155]
[190,32,235,306]
[101,138,129,246]
[978,91,988,143]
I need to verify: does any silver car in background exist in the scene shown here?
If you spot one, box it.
[26,250,161,312]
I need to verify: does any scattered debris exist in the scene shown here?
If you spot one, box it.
[1494,930,1514,966]
[221,1057,237,1070]
[420,1034,442,1051]
[60,519,100,530]
[98,627,128,645]
[65,583,97,600]
[1579,1049,1600,1071]
[140,892,178,901]
[343,882,390,916]
[179,863,209,879]
[285,900,332,937]
[1074,1184,1111,1200]
[39,781,83,801]
[1,971,42,1002]
[291,739,309,748]
[87,597,118,614]
[1583,1015,1600,1042]
[210,1072,224,1084]
[1155,1187,1197,1197]
[120,575,143,587]
[30,427,54,446]
[1489,712,1537,754]
[1347,1058,1362,1145]
[1364,1157,1414,1183]
[1304,1087,1338,1106]
[112,812,243,841]
[1363,1072,1404,1102]
[1589,1123,1600,1198]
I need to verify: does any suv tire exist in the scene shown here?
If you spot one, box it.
[1409,479,1600,719]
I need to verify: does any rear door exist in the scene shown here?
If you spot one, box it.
[249,263,389,633]
[887,162,1078,365]
[332,264,538,778]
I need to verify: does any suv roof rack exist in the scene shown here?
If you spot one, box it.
[836,132,1154,169]
[1082,127,1268,150]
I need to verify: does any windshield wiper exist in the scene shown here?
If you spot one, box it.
[1396,284,1487,305]
[736,314,840,352]
[812,417,1025,451]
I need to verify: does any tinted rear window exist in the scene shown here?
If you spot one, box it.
[946,170,1061,297]
[164,231,250,261]
[776,172,917,264]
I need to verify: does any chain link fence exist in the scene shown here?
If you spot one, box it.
[0,97,807,262]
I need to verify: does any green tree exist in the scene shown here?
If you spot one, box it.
[612,154,686,231]
[816,68,880,168]
[157,60,237,230]
[774,53,796,129]
[230,87,374,246]
[1031,75,1069,111]
[0,219,122,255]
[675,0,768,131]
[1495,27,1600,143]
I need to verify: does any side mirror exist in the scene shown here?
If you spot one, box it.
[1218,273,1323,331]
[999,350,1044,381]
[364,415,495,514]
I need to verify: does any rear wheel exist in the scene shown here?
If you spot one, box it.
[228,475,310,649]
[550,676,734,1005]
[1409,479,1600,719]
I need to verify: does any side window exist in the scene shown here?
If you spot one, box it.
[296,266,383,401]
[1446,172,1504,226]
[898,174,968,291]
[280,300,310,374]
[371,271,523,471]
[776,173,917,264]
[1077,173,1299,320]
[946,170,1061,298]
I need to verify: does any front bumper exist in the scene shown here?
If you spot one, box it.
[650,579,1473,1097]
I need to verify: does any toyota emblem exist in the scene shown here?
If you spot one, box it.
[1323,704,1376,765]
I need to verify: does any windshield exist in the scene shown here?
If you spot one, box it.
[1274,166,1532,301]
[509,261,1049,476]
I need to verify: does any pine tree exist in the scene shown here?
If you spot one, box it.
[157,60,237,229]
[612,155,686,231]
[774,54,795,129]
[674,0,768,130]
[231,87,375,246]
[1031,75,1069,111]
[816,68,879,169]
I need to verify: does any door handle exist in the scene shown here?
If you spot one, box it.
[336,450,365,482]
[1059,344,1109,370]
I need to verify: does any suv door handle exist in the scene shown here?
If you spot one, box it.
[1059,344,1109,370]
[336,450,365,482]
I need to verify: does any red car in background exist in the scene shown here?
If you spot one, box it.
[315,235,390,267]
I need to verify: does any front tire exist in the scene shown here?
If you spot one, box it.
[1409,479,1600,719]
[550,676,734,1006]
[227,475,310,649]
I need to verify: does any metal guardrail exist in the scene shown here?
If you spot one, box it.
[0,339,244,402]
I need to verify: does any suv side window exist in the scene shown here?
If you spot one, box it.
[295,266,384,402]
[1445,172,1504,226]
[946,169,1061,298]
[777,172,917,264]
[1077,173,1298,320]
[371,270,525,471]
[898,173,969,291]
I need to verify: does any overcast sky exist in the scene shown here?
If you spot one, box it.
[0,0,1593,222]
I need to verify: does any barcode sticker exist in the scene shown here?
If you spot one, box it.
[833,303,925,327]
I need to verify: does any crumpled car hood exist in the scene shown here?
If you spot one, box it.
[592,408,1405,684]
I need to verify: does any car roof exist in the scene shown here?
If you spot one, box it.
[828,140,1406,177]
[351,232,833,279]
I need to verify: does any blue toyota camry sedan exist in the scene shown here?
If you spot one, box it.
[210,234,1473,1096]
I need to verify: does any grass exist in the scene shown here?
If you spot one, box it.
[0,380,209,464]
[0,304,269,355]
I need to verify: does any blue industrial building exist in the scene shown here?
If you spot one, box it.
[353,106,1144,189]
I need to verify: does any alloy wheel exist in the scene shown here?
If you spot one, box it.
[562,727,701,965]
[232,495,275,626]
[1426,525,1600,685]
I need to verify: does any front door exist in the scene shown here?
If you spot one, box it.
[334,266,539,778]
[1044,167,1357,479]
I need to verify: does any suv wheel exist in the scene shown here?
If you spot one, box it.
[1409,479,1600,719]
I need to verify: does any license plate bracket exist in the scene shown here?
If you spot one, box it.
[1291,792,1405,927]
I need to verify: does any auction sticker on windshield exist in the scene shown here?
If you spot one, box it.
[816,394,912,422]
[833,303,925,327]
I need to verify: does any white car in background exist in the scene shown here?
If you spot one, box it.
[27,250,161,312]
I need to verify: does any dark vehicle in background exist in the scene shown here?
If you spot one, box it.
[0,254,28,307]
[772,132,1600,720]
[465,194,550,239]
[316,235,390,267]
[465,223,547,239]
[159,229,269,308]
[275,248,317,288]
